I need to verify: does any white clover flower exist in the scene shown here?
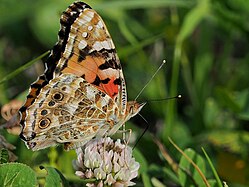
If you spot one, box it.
[73,137,140,186]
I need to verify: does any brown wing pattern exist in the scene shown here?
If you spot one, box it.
[19,2,92,133]
[21,74,118,151]
[19,2,131,150]
[54,7,127,114]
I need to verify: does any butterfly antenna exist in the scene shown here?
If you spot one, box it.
[132,113,149,150]
[146,94,182,102]
[134,59,166,101]
[133,95,181,149]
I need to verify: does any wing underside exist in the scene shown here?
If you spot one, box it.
[21,74,118,150]
[19,2,128,150]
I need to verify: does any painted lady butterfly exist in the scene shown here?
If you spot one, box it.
[19,1,145,151]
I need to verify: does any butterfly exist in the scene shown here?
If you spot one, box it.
[19,1,145,151]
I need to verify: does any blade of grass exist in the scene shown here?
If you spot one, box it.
[164,38,182,139]
[117,15,148,65]
[119,33,165,58]
[0,51,50,85]
[142,172,152,187]
[164,0,210,139]
[118,19,138,46]
[202,148,223,187]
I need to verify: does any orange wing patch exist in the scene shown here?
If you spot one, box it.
[55,7,123,99]
[62,55,120,98]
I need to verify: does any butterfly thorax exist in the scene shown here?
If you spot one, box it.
[110,101,145,125]
[105,101,145,137]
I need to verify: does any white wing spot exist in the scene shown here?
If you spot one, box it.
[82,32,88,38]
[97,20,104,28]
[70,11,77,16]
[77,17,87,26]
[85,11,94,21]
[78,40,88,50]
[88,25,93,31]
[64,35,76,58]
[77,10,94,26]
[92,41,102,51]
[92,40,112,51]
[102,40,111,49]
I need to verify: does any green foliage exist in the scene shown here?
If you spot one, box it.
[0,163,71,187]
[0,148,9,164]
[40,166,69,187]
[178,149,207,187]
[0,163,37,187]
[0,0,249,186]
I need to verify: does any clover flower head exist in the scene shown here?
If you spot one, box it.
[73,137,140,186]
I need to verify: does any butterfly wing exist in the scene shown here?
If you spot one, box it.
[19,2,128,150]
[54,3,127,114]
[19,2,93,130]
[20,73,119,151]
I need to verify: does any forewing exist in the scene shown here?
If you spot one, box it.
[55,4,127,114]
[19,2,128,150]
[19,2,92,131]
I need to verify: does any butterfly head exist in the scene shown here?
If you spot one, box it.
[125,101,146,120]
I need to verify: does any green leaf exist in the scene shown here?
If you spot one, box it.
[0,163,37,187]
[207,130,249,155]
[162,167,180,184]
[204,98,220,128]
[215,87,241,113]
[40,166,69,187]
[178,148,207,187]
[0,148,9,164]
[235,89,249,120]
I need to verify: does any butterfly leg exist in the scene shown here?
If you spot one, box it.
[116,128,132,145]
[117,128,133,168]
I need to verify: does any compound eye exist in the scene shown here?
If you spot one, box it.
[53,92,64,101]
[38,118,51,129]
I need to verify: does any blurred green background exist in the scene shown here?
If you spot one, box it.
[0,0,249,186]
